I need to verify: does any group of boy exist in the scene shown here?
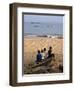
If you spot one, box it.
[36,46,54,63]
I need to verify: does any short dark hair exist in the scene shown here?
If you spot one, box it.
[49,46,52,49]
[44,48,46,51]
[38,50,40,53]
[41,50,43,53]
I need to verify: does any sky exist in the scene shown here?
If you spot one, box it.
[24,14,64,36]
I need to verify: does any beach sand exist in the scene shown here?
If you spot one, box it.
[24,37,63,74]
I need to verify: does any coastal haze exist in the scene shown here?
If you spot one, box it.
[24,14,63,36]
[23,14,64,74]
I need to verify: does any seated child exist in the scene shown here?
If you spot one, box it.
[36,50,42,63]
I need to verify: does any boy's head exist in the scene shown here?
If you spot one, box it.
[49,46,52,50]
[38,50,40,53]
[41,50,43,53]
[44,48,46,51]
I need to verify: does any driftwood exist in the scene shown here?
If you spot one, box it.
[24,56,63,74]
[32,58,53,68]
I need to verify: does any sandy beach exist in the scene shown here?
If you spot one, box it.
[24,37,63,74]
[24,37,63,64]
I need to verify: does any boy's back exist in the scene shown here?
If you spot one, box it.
[37,53,42,61]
